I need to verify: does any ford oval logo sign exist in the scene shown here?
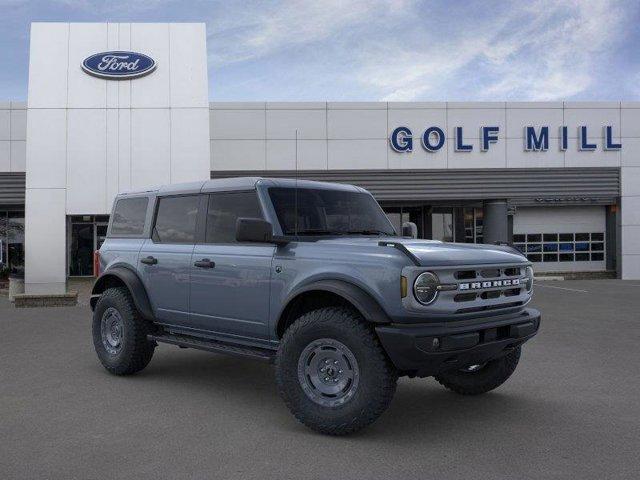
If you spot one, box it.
[82,51,156,80]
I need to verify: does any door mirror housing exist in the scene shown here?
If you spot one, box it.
[402,221,418,239]
[236,218,275,243]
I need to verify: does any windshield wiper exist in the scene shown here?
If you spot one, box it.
[294,229,347,236]
[293,229,394,236]
[346,229,393,236]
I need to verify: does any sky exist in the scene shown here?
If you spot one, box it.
[1,0,639,102]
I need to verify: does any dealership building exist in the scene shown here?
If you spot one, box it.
[1,22,640,295]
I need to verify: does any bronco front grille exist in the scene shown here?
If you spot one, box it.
[449,265,528,313]
[402,263,531,316]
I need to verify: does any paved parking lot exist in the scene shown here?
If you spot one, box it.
[1,280,639,480]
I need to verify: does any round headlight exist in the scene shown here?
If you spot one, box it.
[524,266,534,292]
[414,272,440,305]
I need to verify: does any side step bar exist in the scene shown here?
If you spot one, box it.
[148,333,276,363]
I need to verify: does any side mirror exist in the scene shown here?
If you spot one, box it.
[402,221,418,239]
[236,218,274,243]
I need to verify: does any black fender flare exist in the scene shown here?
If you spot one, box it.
[90,266,154,320]
[278,279,391,329]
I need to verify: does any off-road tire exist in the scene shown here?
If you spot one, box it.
[92,287,155,375]
[275,307,398,436]
[435,347,521,395]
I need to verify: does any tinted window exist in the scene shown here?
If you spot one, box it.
[268,188,395,236]
[153,195,200,244]
[110,197,148,236]
[206,192,263,243]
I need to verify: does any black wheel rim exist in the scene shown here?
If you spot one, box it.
[101,307,124,355]
[459,363,486,373]
[297,338,360,408]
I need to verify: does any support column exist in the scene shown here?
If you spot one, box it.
[621,166,640,279]
[483,200,509,245]
[25,189,66,294]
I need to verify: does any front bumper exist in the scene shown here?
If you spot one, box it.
[375,308,541,377]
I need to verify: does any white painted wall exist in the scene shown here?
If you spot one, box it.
[25,22,210,294]
[209,101,630,171]
[620,103,640,280]
[0,101,27,172]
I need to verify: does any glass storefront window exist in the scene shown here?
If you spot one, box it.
[463,207,483,243]
[0,210,25,277]
[383,205,486,243]
[513,231,605,263]
[0,213,5,276]
[8,212,25,274]
[382,206,425,238]
[431,208,454,242]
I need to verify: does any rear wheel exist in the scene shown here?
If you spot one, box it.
[434,347,521,395]
[275,307,397,436]
[92,287,155,375]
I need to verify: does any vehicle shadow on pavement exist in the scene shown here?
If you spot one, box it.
[117,346,558,442]
[372,383,553,442]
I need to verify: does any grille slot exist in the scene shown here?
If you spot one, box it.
[480,269,500,278]
[504,288,521,297]
[455,270,476,280]
[480,290,501,300]
[456,301,524,314]
[504,267,521,277]
[455,293,477,302]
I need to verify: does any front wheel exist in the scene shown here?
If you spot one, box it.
[275,307,398,436]
[434,347,521,395]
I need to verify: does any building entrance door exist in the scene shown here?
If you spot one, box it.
[96,223,108,251]
[69,223,94,276]
[68,215,110,277]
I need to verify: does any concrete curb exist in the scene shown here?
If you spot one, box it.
[13,291,78,308]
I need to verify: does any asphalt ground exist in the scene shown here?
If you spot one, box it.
[1,280,639,480]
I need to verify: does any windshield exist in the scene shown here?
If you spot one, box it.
[268,187,396,236]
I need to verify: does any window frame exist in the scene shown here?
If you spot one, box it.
[108,196,150,239]
[202,189,266,245]
[150,193,203,245]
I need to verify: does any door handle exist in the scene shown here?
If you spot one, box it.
[140,256,158,265]
[194,259,215,269]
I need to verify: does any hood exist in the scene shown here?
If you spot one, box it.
[314,236,527,267]
[393,238,527,266]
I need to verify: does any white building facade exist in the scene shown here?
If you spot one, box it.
[1,22,639,295]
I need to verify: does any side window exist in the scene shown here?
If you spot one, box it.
[153,195,200,244]
[110,197,148,236]
[205,191,263,243]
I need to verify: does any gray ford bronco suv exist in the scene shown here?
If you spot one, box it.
[91,177,540,435]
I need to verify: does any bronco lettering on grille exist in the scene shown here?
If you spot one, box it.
[459,279,520,290]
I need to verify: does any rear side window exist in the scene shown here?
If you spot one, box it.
[206,191,263,243]
[110,197,148,236]
[153,195,200,244]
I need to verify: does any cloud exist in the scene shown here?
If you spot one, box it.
[207,0,412,66]
[358,0,628,101]
[207,0,633,101]
[1,0,635,101]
